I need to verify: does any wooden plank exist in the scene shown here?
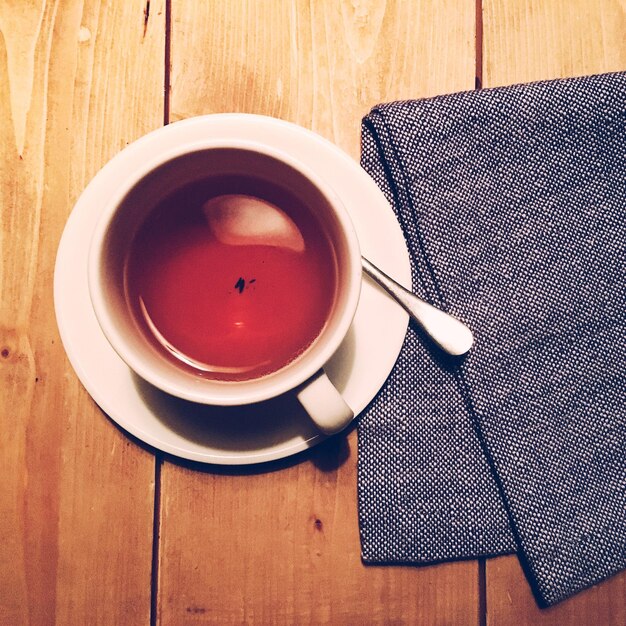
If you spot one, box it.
[483,0,626,86]
[482,0,626,623]
[0,1,164,623]
[170,0,476,157]
[160,1,478,624]
[486,556,626,626]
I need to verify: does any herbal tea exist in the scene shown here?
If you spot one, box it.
[124,177,339,381]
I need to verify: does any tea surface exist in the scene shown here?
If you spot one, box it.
[124,178,338,381]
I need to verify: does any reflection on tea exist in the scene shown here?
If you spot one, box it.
[124,177,338,381]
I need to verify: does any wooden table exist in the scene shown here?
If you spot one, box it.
[1,1,625,624]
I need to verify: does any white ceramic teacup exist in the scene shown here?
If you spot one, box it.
[88,137,361,435]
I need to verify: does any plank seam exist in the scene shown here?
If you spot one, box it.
[164,0,172,125]
[150,454,163,626]
[475,0,484,89]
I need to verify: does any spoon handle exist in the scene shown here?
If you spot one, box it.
[361,257,474,356]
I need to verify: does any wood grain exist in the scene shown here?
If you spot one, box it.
[482,0,626,623]
[170,0,476,159]
[0,1,164,623]
[486,556,626,626]
[159,1,477,624]
[483,0,626,86]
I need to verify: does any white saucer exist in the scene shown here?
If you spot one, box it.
[54,115,410,465]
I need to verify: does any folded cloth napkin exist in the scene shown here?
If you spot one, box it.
[357,71,626,606]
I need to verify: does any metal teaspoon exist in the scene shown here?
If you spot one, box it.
[361,257,474,356]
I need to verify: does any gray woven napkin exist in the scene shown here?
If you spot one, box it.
[357,72,626,606]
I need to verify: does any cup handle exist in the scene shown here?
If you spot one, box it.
[296,369,354,435]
